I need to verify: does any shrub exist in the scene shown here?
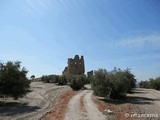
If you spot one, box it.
[30,75,35,80]
[109,68,136,99]
[41,75,60,83]
[150,77,160,90]
[139,77,160,90]
[92,69,111,97]
[68,75,87,90]
[41,75,51,83]
[0,61,30,100]
[92,68,136,99]
[139,80,150,88]
[54,75,60,83]
[58,75,67,85]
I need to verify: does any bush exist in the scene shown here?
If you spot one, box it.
[139,80,150,88]
[0,61,30,100]
[92,68,136,99]
[92,69,111,97]
[41,75,60,83]
[139,77,160,90]
[150,77,160,90]
[58,75,67,85]
[30,75,35,80]
[54,75,60,83]
[41,75,51,83]
[109,68,136,99]
[68,75,87,90]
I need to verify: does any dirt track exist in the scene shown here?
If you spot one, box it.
[98,88,160,120]
[1,82,160,120]
[63,88,160,120]
[64,90,107,120]
[0,82,71,120]
[127,88,160,115]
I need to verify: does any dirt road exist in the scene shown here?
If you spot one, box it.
[102,88,160,120]
[0,82,71,120]
[64,90,107,120]
[127,88,160,115]
[40,87,160,120]
[64,88,160,120]
[1,82,160,120]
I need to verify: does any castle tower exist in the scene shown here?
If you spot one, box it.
[62,55,85,75]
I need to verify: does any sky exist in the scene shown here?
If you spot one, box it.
[0,0,160,81]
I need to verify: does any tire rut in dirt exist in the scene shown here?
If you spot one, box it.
[64,90,107,120]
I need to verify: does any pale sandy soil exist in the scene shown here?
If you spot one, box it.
[127,88,160,119]
[93,88,160,120]
[42,86,160,120]
[0,82,71,120]
[41,90,76,120]
[63,87,160,120]
[64,90,107,120]
[1,82,160,120]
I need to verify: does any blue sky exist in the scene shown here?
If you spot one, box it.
[0,0,160,81]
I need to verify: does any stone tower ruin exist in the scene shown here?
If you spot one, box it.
[87,70,93,78]
[63,55,85,75]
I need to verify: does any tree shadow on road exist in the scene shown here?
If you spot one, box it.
[99,88,160,105]
[100,96,160,105]
[0,101,40,116]
[131,88,148,94]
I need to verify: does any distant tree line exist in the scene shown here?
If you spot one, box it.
[139,77,160,90]
[40,74,89,90]
[0,61,30,100]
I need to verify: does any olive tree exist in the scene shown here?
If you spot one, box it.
[92,68,136,99]
[30,75,35,80]
[92,69,111,97]
[0,61,30,100]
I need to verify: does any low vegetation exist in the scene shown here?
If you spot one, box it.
[40,74,89,90]
[30,75,35,80]
[41,75,67,85]
[0,61,30,100]
[139,77,160,90]
[40,67,137,96]
[92,68,136,99]
[67,75,88,90]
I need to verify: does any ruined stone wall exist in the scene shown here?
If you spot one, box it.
[87,70,93,78]
[63,55,85,75]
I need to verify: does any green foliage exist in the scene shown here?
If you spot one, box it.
[30,75,35,80]
[92,68,136,99]
[41,75,68,85]
[150,77,160,90]
[41,75,89,90]
[54,75,60,83]
[68,75,87,90]
[58,75,67,85]
[41,75,51,83]
[139,77,160,90]
[92,69,111,97]
[139,81,150,88]
[109,68,136,99]
[41,75,60,83]
[0,61,30,100]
